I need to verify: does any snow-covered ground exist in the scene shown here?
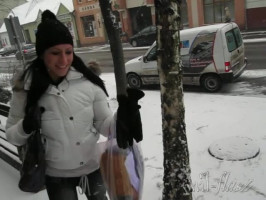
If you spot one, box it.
[0,71,266,200]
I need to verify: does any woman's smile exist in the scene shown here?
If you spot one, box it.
[43,44,74,82]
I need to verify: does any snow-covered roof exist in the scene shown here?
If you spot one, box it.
[0,0,74,33]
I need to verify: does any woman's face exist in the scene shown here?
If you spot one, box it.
[43,44,73,81]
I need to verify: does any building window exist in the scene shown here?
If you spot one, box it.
[78,0,82,3]
[181,0,189,29]
[81,15,97,37]
[204,0,234,24]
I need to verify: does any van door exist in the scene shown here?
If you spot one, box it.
[141,45,158,84]
[224,26,245,77]
[182,31,216,85]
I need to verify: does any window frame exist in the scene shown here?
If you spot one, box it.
[203,0,234,24]
[81,15,96,38]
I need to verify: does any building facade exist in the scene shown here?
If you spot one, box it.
[0,0,27,48]
[246,0,266,30]
[2,0,265,48]
[73,0,158,46]
[73,0,107,46]
[23,5,77,46]
[74,0,266,46]
[186,0,246,29]
[0,0,78,48]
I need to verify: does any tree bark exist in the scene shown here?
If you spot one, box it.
[98,0,127,96]
[155,1,193,199]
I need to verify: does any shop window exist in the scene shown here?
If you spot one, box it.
[81,15,97,37]
[203,0,234,24]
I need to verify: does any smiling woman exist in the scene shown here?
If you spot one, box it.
[5,10,112,200]
[5,9,144,200]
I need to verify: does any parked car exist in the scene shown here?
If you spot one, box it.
[125,22,247,92]
[0,46,17,56]
[129,25,156,47]
[15,44,36,61]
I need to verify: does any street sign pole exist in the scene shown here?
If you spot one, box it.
[4,16,26,69]
[10,16,26,69]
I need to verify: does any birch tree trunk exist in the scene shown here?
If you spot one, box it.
[98,0,127,96]
[154,1,193,199]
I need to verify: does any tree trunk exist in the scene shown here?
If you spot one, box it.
[155,1,193,199]
[98,0,127,96]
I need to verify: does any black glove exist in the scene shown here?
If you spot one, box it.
[22,106,44,134]
[127,88,144,143]
[116,95,131,149]
[116,89,144,149]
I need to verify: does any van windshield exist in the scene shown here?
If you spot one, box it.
[225,27,243,52]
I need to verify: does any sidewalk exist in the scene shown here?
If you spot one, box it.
[241,29,266,39]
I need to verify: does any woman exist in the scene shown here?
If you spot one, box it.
[5,10,143,200]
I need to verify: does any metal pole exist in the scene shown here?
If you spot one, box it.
[9,16,26,68]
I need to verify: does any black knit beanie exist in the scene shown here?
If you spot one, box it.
[35,10,73,56]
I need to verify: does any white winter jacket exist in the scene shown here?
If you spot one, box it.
[6,67,115,174]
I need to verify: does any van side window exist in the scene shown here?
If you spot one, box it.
[226,31,236,52]
[146,46,157,61]
[225,28,242,52]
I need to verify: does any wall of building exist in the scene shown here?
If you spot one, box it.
[246,0,266,30]
[126,0,144,9]
[57,5,78,47]
[234,0,246,30]
[19,4,77,46]
[22,22,36,44]
[246,0,266,8]
[73,0,106,46]
[119,10,132,41]
[246,7,266,30]
[187,0,246,30]
[72,0,265,46]
[0,0,27,47]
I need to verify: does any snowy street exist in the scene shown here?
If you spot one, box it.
[0,71,266,200]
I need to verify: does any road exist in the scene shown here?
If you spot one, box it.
[0,40,265,97]
[1,41,265,73]
[75,45,148,72]
[244,41,266,70]
[75,41,266,72]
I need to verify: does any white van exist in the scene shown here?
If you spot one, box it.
[125,22,247,92]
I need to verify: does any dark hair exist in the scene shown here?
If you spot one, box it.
[21,54,108,114]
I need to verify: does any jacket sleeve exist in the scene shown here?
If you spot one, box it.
[5,90,31,146]
[93,86,116,137]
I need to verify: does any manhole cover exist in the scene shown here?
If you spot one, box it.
[208,136,260,161]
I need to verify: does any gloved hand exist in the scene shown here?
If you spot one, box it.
[127,88,144,143]
[22,106,44,134]
[116,88,144,149]
[116,95,131,149]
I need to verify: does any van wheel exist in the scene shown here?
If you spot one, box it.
[127,73,142,89]
[201,74,222,92]
[131,40,138,47]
